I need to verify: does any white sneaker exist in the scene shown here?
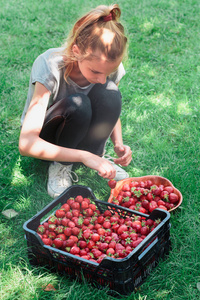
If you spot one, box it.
[47,162,78,198]
[103,154,129,181]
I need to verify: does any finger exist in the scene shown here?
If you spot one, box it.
[98,164,116,179]
[114,154,132,166]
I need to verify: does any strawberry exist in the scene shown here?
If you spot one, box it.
[42,237,52,246]
[106,248,115,256]
[37,225,46,234]
[71,227,80,236]
[52,238,63,249]
[97,227,106,236]
[164,186,174,193]
[48,224,57,232]
[84,208,94,217]
[81,201,89,210]
[91,249,102,259]
[65,239,75,248]
[103,221,111,229]
[75,195,84,203]
[48,231,56,239]
[57,233,66,241]
[70,246,80,255]
[55,209,65,218]
[63,227,72,237]
[149,200,158,212]
[91,233,100,242]
[169,193,179,203]
[79,240,87,249]
[117,224,128,235]
[158,205,168,211]
[55,225,64,234]
[108,179,117,189]
[48,215,57,224]
[140,226,150,236]
[132,238,143,248]
[61,217,69,227]
[60,203,70,212]
[122,183,131,191]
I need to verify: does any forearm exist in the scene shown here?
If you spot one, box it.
[110,118,123,147]
[19,132,118,179]
[19,133,87,163]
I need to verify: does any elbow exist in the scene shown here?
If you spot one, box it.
[18,140,27,156]
[18,135,30,157]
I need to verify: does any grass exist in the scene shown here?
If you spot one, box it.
[0,0,200,299]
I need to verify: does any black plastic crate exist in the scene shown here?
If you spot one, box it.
[23,185,171,296]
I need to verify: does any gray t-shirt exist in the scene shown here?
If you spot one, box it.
[21,47,126,124]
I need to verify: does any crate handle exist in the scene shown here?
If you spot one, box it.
[138,237,158,261]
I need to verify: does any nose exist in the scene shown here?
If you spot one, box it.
[97,75,106,84]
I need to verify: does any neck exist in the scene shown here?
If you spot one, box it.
[69,62,90,87]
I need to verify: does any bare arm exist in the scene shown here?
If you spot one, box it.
[19,82,117,178]
[110,118,132,166]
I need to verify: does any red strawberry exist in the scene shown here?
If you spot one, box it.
[55,209,65,218]
[79,240,87,249]
[60,203,70,212]
[48,224,57,232]
[164,186,174,193]
[75,195,84,203]
[61,217,69,227]
[108,179,117,189]
[84,208,94,217]
[71,227,80,236]
[140,226,150,236]
[48,231,56,239]
[97,227,106,236]
[149,200,158,212]
[65,238,75,248]
[132,238,143,248]
[71,202,80,210]
[48,215,57,224]
[81,201,89,210]
[106,248,115,256]
[169,193,179,203]
[63,227,72,237]
[91,233,100,242]
[52,238,63,249]
[117,224,128,235]
[57,233,66,241]
[37,225,46,234]
[122,183,131,191]
[55,225,64,234]
[70,246,80,255]
[42,237,52,246]
[103,221,111,229]
[91,249,102,259]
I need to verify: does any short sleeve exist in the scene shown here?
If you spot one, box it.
[31,52,58,94]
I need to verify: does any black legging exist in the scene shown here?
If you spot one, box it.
[40,80,122,159]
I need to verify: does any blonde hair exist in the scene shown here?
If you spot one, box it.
[61,4,127,82]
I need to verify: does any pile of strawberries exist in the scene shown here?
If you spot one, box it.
[109,179,179,214]
[36,195,161,264]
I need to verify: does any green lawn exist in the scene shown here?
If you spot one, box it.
[0,0,200,299]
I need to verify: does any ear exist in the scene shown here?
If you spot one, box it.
[72,44,81,58]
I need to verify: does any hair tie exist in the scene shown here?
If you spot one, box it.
[102,13,113,22]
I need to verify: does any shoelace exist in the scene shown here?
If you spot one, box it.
[103,154,123,168]
[59,166,79,184]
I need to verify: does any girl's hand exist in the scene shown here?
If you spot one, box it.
[113,144,132,166]
[81,153,116,179]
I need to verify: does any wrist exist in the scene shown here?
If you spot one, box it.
[114,142,123,148]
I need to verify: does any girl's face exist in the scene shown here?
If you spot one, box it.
[73,45,123,85]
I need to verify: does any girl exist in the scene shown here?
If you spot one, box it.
[19,4,132,198]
